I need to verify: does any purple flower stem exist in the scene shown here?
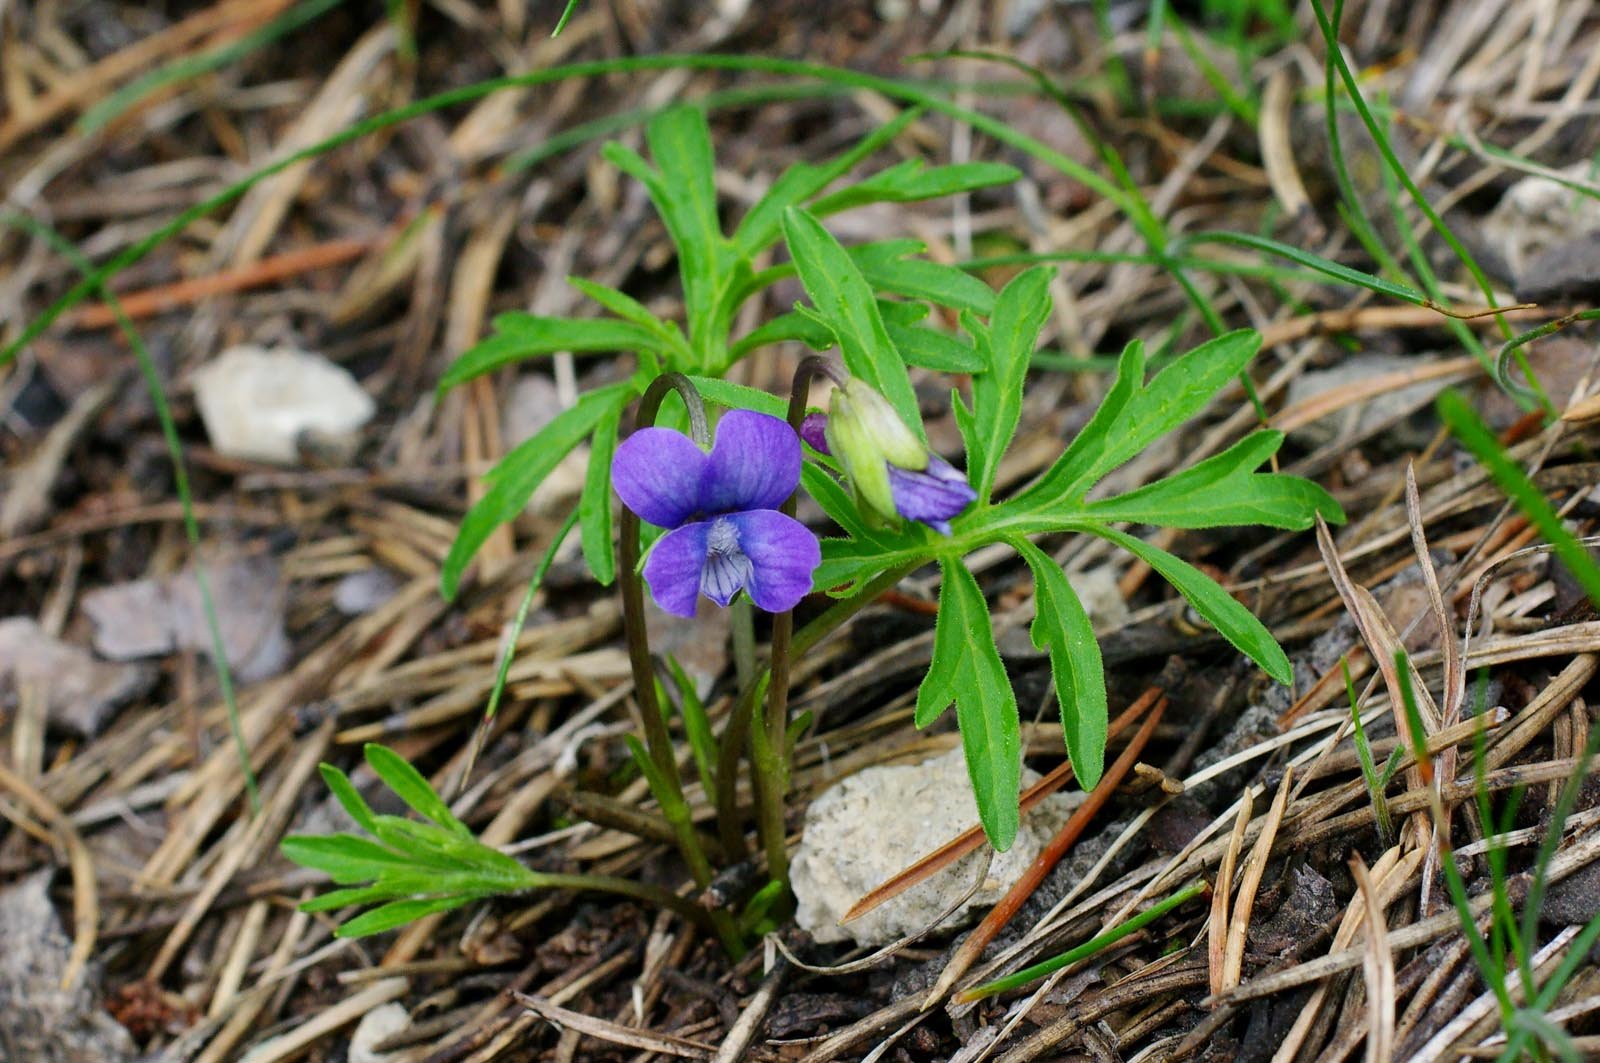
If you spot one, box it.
[757,357,846,892]
[616,373,743,955]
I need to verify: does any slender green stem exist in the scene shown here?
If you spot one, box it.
[1343,657,1394,847]
[454,507,579,798]
[730,597,756,694]
[712,561,920,858]
[1394,651,1515,1023]
[526,871,718,933]
[749,357,846,890]
[1496,309,1600,407]
[1516,712,1600,997]
[617,374,715,889]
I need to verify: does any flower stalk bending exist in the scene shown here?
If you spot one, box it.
[614,373,743,954]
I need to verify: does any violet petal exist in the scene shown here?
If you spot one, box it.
[642,522,711,618]
[699,517,754,607]
[888,454,977,535]
[700,410,800,515]
[730,510,821,613]
[612,428,708,529]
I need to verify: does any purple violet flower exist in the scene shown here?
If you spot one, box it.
[801,407,977,537]
[613,410,821,618]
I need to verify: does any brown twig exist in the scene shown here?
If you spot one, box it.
[924,693,1169,1006]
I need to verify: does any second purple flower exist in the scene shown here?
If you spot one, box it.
[613,410,821,618]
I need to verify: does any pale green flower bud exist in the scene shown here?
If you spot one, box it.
[823,378,929,524]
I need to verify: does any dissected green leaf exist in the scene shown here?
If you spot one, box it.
[566,277,676,338]
[297,883,407,913]
[1016,339,1145,507]
[883,315,984,373]
[439,315,662,392]
[335,896,472,938]
[734,300,984,373]
[365,816,531,881]
[666,657,719,797]
[1085,431,1345,529]
[297,870,502,912]
[802,463,886,543]
[684,375,789,417]
[781,208,923,437]
[915,560,1021,850]
[1092,525,1292,684]
[365,744,470,836]
[729,309,836,359]
[734,107,922,256]
[640,106,730,348]
[1015,540,1106,789]
[284,749,542,937]
[279,834,417,884]
[580,403,622,585]
[851,240,996,315]
[813,536,904,596]
[960,267,1052,503]
[810,159,1020,215]
[602,106,743,362]
[441,383,634,600]
[318,763,377,835]
[1092,329,1260,482]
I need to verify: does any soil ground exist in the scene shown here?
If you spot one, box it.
[3,1,1600,1060]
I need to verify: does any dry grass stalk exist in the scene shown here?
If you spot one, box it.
[1352,853,1397,1063]
[1220,766,1293,993]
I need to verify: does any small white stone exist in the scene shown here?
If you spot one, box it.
[334,568,402,615]
[1068,567,1128,628]
[348,1002,411,1063]
[792,748,1080,947]
[0,872,136,1061]
[1482,166,1600,277]
[193,345,374,465]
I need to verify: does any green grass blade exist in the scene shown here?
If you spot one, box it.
[1342,657,1393,846]
[77,0,345,134]
[1394,650,1514,1020]
[5,52,1150,372]
[1437,390,1600,605]
[482,507,580,733]
[551,0,583,35]
[1309,0,1511,339]
[1179,231,1430,307]
[962,879,1208,1000]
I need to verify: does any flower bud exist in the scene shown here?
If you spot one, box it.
[823,379,922,523]
[818,378,976,534]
